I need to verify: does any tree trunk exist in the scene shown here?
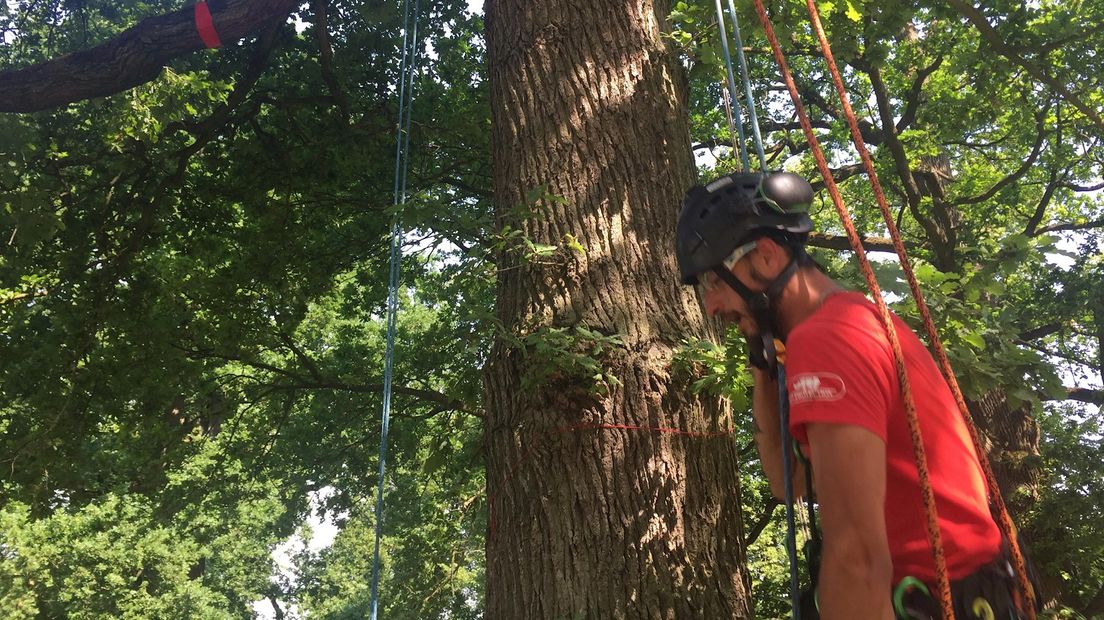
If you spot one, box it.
[483,1,752,618]
[966,389,1042,511]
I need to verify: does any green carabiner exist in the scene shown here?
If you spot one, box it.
[892,576,931,619]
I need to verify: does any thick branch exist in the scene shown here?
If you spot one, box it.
[1051,387,1103,406]
[1018,322,1063,341]
[866,65,924,211]
[946,0,1104,133]
[795,80,882,145]
[277,331,324,381]
[808,163,867,193]
[866,64,954,269]
[0,0,300,112]
[1064,180,1104,192]
[1034,218,1104,236]
[807,232,902,254]
[268,592,287,620]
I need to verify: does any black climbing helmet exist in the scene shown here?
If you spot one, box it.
[676,171,814,285]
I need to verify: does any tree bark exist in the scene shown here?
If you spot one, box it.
[483,1,752,618]
[965,390,1041,512]
[0,0,299,113]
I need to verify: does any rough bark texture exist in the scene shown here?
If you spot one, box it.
[483,1,752,618]
[966,389,1042,510]
[0,0,299,113]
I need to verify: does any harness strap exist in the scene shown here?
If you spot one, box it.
[713,253,799,378]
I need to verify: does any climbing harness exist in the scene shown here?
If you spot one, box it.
[892,545,1037,620]
[369,0,421,617]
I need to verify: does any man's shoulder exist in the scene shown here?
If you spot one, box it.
[790,294,881,347]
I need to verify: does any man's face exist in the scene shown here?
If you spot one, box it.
[700,243,768,337]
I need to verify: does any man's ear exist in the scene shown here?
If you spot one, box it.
[755,237,783,267]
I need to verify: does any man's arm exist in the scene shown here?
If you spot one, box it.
[751,367,806,500]
[805,422,894,620]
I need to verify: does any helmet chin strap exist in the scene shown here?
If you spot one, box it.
[712,255,801,377]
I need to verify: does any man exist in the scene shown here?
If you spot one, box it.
[675,171,1034,619]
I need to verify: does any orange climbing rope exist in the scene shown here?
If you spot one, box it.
[748,1,1037,618]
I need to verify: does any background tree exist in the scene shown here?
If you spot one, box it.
[2,0,491,616]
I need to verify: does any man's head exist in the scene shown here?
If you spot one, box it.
[676,171,815,334]
[697,236,801,334]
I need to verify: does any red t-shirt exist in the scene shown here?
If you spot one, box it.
[786,292,1001,583]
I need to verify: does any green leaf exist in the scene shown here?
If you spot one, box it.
[844,0,862,21]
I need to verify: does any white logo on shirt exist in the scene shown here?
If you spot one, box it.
[790,372,847,404]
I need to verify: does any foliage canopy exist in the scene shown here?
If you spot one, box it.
[1,0,1101,617]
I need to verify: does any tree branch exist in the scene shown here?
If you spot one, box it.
[954,106,1049,207]
[310,0,350,121]
[268,593,287,620]
[1052,387,1103,406]
[110,22,281,275]
[277,331,324,382]
[0,0,300,113]
[1022,169,1062,237]
[279,380,481,418]
[865,65,923,215]
[895,54,944,134]
[807,232,903,254]
[1064,180,1104,192]
[744,497,781,547]
[174,343,481,417]
[866,63,954,270]
[794,79,883,145]
[174,344,299,378]
[808,163,867,193]
[1034,218,1104,236]
[1018,322,1064,341]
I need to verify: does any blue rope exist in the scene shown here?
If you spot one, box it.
[370,0,421,616]
[717,5,800,609]
[723,0,768,169]
[778,364,802,620]
[713,0,750,171]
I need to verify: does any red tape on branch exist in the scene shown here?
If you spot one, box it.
[487,422,734,539]
[194,1,222,49]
